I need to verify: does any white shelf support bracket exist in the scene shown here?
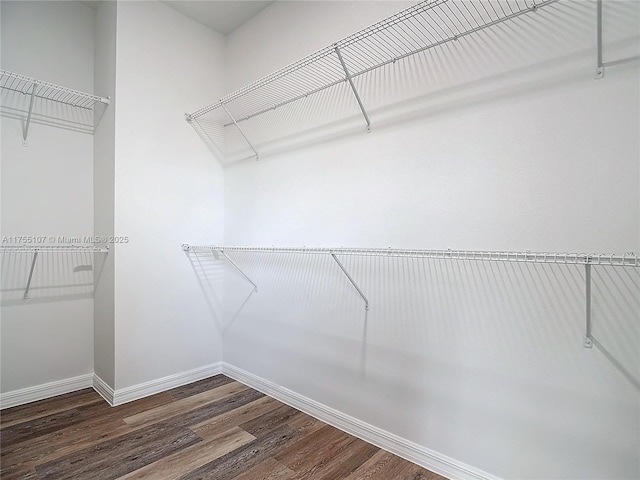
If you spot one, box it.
[595,0,604,79]
[330,252,369,311]
[334,45,371,133]
[584,264,593,348]
[221,102,259,161]
[220,250,258,293]
[23,82,37,146]
[24,250,39,299]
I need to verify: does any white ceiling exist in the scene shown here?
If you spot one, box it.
[161,1,274,35]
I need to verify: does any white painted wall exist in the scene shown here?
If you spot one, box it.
[222,1,640,479]
[93,0,117,388]
[112,1,226,389]
[1,1,95,393]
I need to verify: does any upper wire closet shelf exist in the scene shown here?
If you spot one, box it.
[0,70,110,109]
[186,0,559,159]
[0,69,110,144]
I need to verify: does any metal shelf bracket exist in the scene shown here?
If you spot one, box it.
[330,252,369,311]
[219,250,258,293]
[334,45,371,133]
[24,250,39,299]
[595,0,604,79]
[183,244,258,292]
[23,82,38,146]
[221,102,259,161]
[584,264,593,348]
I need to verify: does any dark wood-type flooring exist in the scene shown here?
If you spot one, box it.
[0,375,445,479]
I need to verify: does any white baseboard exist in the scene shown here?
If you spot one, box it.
[0,362,495,480]
[221,362,499,480]
[1,363,224,410]
[109,362,223,406]
[0,373,94,410]
[92,374,116,406]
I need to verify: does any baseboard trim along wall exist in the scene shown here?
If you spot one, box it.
[1,363,224,410]
[0,373,94,410]
[92,374,116,406]
[107,362,223,406]
[221,362,500,480]
[2,362,497,480]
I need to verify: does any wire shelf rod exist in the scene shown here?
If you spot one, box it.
[181,245,639,268]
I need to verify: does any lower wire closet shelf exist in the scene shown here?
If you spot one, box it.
[182,244,639,349]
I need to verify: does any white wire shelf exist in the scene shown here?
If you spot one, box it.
[1,245,108,299]
[0,245,109,253]
[183,243,638,349]
[182,245,639,268]
[186,0,560,159]
[0,70,110,109]
[0,69,111,144]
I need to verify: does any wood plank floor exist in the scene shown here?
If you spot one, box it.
[0,375,445,480]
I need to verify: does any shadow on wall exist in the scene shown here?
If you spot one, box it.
[183,249,225,332]
[184,249,640,476]
[211,251,640,392]
[213,252,639,477]
[0,89,99,138]
[591,266,640,389]
[0,250,108,306]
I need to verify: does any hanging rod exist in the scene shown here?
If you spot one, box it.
[181,246,639,268]
[187,0,559,130]
[0,69,110,145]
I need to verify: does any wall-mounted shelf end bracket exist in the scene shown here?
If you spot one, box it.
[595,0,604,79]
[334,45,371,133]
[583,264,593,348]
[330,252,369,311]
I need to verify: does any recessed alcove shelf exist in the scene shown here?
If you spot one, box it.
[0,69,110,144]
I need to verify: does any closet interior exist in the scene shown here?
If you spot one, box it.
[1,0,638,479]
